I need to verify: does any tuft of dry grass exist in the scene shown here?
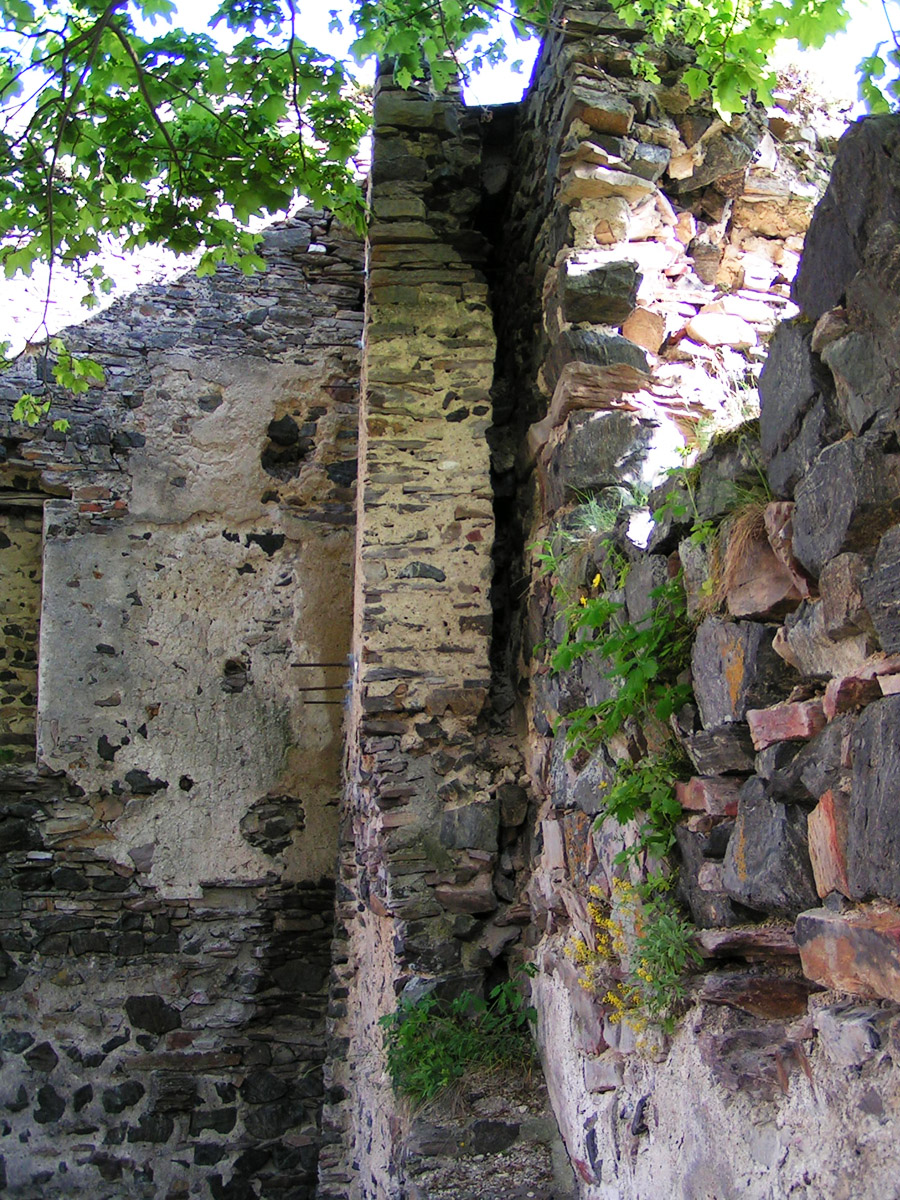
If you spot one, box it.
[721,501,769,599]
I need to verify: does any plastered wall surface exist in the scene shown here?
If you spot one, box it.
[0,506,41,760]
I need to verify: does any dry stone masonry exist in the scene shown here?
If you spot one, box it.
[5,4,900,1199]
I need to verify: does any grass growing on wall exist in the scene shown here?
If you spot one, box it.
[380,970,537,1104]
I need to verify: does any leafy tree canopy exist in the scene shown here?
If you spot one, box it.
[0,0,889,360]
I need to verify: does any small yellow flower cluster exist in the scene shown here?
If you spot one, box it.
[603,982,647,1031]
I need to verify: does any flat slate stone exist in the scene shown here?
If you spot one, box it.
[796,905,900,1002]
[682,722,756,775]
[699,971,821,1018]
[559,258,639,326]
[759,319,834,465]
[862,526,900,653]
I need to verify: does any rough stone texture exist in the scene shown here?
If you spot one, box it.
[7,11,900,1200]
[758,317,844,498]
[861,526,900,653]
[793,115,900,321]
[722,777,818,915]
[558,256,639,325]
[848,695,900,902]
[0,211,362,1197]
[792,436,900,577]
[821,552,874,638]
[747,700,827,750]
[807,790,851,902]
[691,618,795,728]
[797,905,900,1002]
[773,598,875,678]
[0,503,41,760]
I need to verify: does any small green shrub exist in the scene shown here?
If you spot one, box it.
[598,875,702,1035]
[596,746,692,861]
[551,575,693,757]
[380,970,537,1104]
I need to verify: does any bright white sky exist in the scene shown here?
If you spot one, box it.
[0,0,893,351]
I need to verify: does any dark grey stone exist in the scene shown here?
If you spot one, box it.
[767,395,847,500]
[102,1081,145,1114]
[630,143,670,181]
[240,794,301,856]
[793,115,900,321]
[124,994,181,1034]
[559,258,640,325]
[124,769,168,795]
[691,618,795,728]
[190,1107,237,1136]
[799,715,853,801]
[792,436,900,577]
[244,1099,296,1140]
[848,695,900,900]
[0,1031,34,1053]
[624,555,669,628]
[23,1041,58,1072]
[440,800,498,852]
[542,328,647,393]
[758,319,841,489]
[466,1119,521,1155]
[73,1084,93,1112]
[240,1070,289,1105]
[545,410,656,511]
[571,749,616,816]
[497,784,528,827]
[33,1083,65,1124]
[397,561,446,582]
[674,825,744,928]
[822,331,896,436]
[126,1113,174,1143]
[862,526,900,652]
[722,778,818,916]
[676,122,759,192]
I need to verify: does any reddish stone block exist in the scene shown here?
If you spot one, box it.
[699,970,821,1018]
[823,673,882,720]
[725,532,803,620]
[675,776,742,817]
[747,700,827,750]
[796,905,900,1002]
[434,873,497,914]
[697,924,799,960]
[807,789,850,898]
[764,502,812,599]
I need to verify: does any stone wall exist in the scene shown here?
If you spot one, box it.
[317,71,565,1199]
[507,16,900,1196]
[5,7,900,1198]
[0,212,363,1197]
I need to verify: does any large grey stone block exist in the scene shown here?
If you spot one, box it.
[722,777,818,916]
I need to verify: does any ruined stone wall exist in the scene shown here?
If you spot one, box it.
[504,10,900,1194]
[6,7,900,1198]
[317,72,562,1199]
[0,212,362,1198]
